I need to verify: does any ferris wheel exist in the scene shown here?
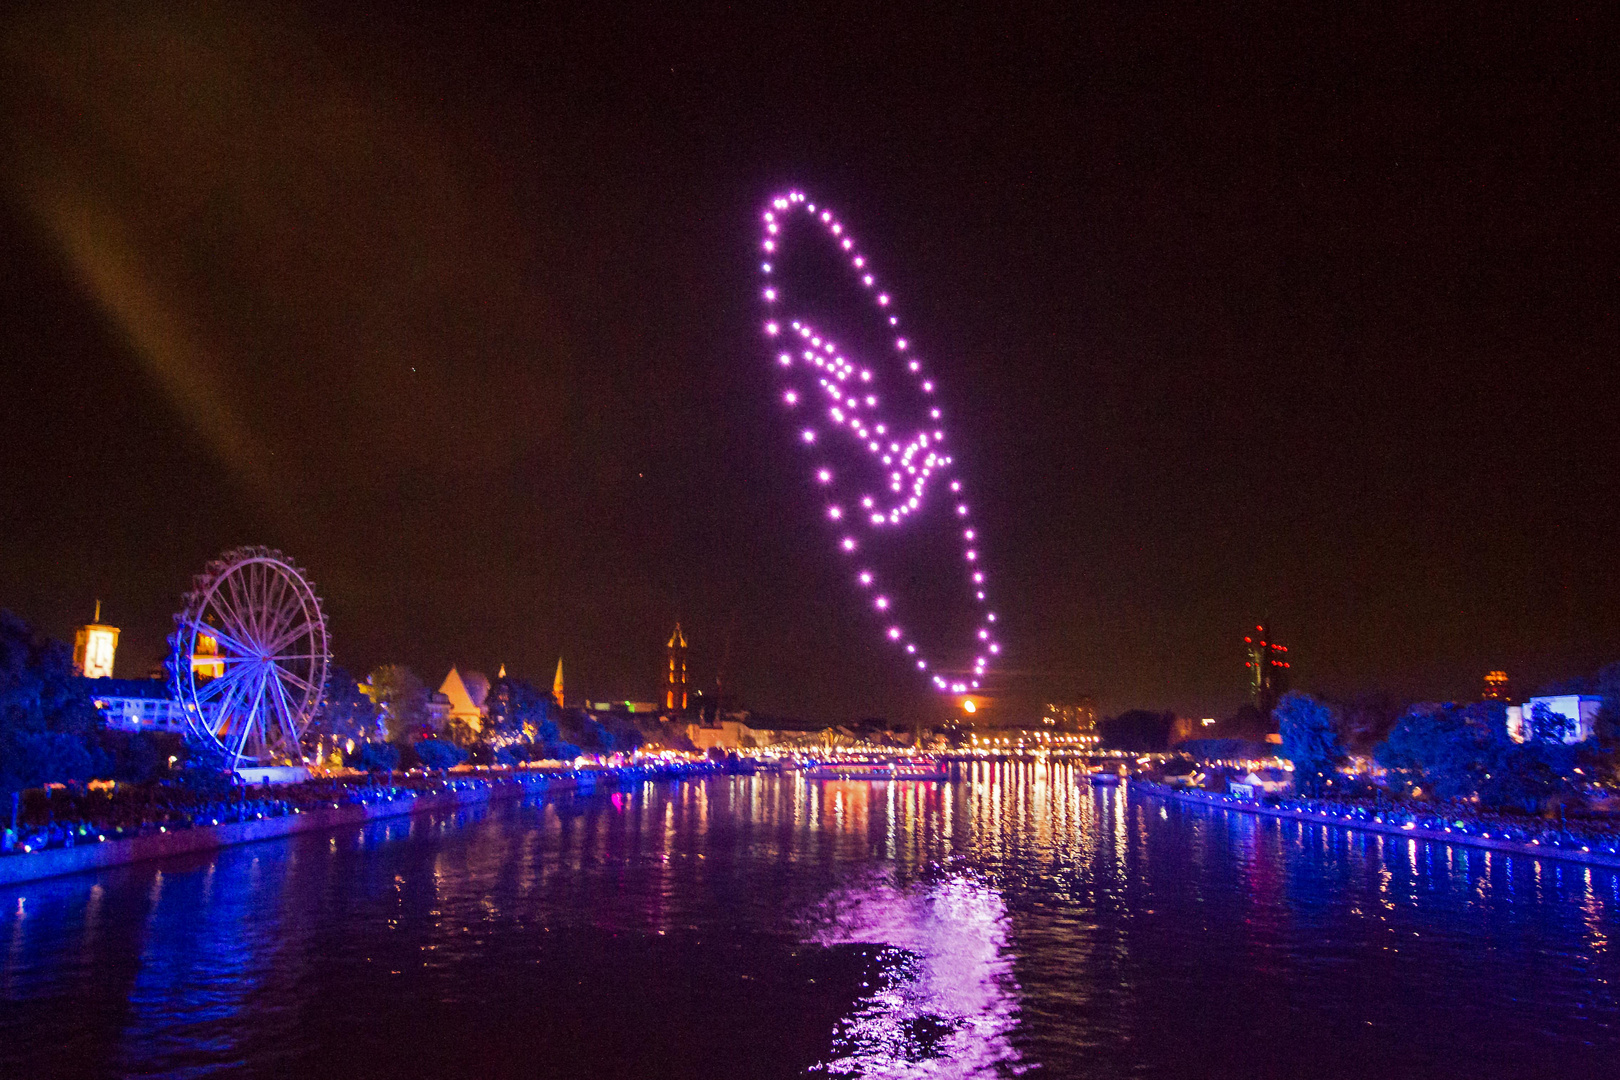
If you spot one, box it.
[168,546,330,769]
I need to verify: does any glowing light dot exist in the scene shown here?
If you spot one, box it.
[763,288,776,301]
[989,644,1000,654]
[987,613,996,622]
[802,429,816,443]
[828,506,842,520]
[951,481,961,492]
[964,530,975,539]
[896,339,908,350]
[841,537,857,551]
[888,627,901,640]
[973,572,984,583]
[875,596,889,610]
[966,551,977,561]
[957,504,968,515]
[817,469,832,483]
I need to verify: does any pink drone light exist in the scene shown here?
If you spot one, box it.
[760,189,999,693]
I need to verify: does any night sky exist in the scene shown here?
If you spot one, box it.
[2,3,1616,725]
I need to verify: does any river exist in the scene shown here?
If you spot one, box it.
[3,761,1617,1078]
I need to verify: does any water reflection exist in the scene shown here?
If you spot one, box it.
[804,872,1022,1077]
[1,765,1617,1079]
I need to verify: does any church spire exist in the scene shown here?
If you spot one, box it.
[552,657,565,708]
[665,623,688,711]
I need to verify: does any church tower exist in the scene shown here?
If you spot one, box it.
[665,623,688,711]
[552,657,565,708]
[72,601,119,679]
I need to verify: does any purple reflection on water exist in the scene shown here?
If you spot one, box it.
[802,872,1026,1077]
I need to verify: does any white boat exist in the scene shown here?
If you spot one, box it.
[803,758,949,781]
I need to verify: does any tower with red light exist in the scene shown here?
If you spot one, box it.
[1244,624,1290,715]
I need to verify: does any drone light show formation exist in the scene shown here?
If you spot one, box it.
[759,190,998,697]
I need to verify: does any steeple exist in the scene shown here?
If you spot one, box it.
[665,623,688,711]
[552,657,565,708]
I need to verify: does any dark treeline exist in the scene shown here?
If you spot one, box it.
[0,611,189,798]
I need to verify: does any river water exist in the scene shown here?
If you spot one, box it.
[3,762,1617,1078]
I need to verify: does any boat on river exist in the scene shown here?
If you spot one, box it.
[1085,770,1123,786]
[803,757,949,781]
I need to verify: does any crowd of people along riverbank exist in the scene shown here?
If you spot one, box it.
[1134,777,1620,859]
[1,760,723,858]
[1126,686,1620,860]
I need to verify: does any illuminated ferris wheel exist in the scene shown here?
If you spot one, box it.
[168,546,330,769]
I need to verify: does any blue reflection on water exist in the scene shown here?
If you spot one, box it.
[0,765,1617,1079]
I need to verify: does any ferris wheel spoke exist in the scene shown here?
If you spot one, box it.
[274,664,320,704]
[193,666,249,704]
[262,607,313,657]
[259,570,292,642]
[262,599,297,653]
[230,674,268,768]
[268,675,305,758]
[191,611,260,660]
[219,571,260,647]
[205,580,252,645]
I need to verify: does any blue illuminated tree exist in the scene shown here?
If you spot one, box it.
[0,611,105,796]
[1274,692,1344,795]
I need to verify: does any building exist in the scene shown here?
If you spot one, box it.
[1244,624,1290,714]
[72,602,119,679]
[439,667,490,735]
[665,623,689,711]
[1482,670,1509,701]
[86,678,188,733]
[1041,699,1099,734]
[1506,695,1603,744]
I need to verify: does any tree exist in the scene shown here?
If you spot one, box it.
[309,665,381,746]
[1098,710,1175,753]
[347,740,399,774]
[1527,701,1575,744]
[1338,691,1401,755]
[413,738,467,771]
[485,676,550,740]
[1375,703,1489,800]
[0,611,106,796]
[367,665,430,744]
[1275,692,1344,795]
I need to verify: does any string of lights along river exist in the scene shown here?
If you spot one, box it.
[760,191,997,697]
[4,767,1618,1079]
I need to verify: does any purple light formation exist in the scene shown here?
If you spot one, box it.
[760,190,998,694]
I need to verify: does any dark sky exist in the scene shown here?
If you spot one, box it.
[2,2,1617,725]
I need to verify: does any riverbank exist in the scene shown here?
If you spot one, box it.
[0,763,707,888]
[1135,781,1620,870]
